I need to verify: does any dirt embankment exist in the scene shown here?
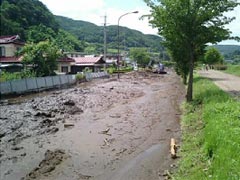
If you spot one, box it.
[0,70,185,180]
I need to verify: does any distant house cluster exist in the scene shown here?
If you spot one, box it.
[0,35,24,72]
[0,35,123,74]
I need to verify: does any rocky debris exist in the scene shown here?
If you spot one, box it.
[35,111,54,118]
[78,173,93,179]
[24,149,68,180]
[64,122,75,128]
[63,99,75,106]
[109,114,121,118]
[99,128,111,135]
[37,127,59,135]
[11,146,24,151]
[40,118,56,128]
[67,105,83,115]
[0,71,183,180]
[0,132,6,139]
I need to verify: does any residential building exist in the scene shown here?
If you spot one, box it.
[57,55,106,74]
[0,35,24,72]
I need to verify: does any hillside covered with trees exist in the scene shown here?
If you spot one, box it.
[0,0,85,52]
[1,0,238,57]
[55,15,164,53]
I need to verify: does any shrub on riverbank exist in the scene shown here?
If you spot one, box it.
[0,70,36,82]
[174,75,240,179]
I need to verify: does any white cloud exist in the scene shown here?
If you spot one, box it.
[40,0,105,20]
[39,0,239,44]
[39,0,158,35]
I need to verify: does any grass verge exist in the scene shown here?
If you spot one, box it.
[224,65,240,77]
[174,75,240,180]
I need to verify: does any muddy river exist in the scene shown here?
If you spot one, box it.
[0,70,185,180]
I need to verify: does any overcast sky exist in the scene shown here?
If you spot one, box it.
[39,0,240,45]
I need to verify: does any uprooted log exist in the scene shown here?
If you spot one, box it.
[170,138,177,159]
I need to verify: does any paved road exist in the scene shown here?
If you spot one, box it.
[198,70,240,99]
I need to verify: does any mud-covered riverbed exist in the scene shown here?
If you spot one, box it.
[0,70,185,180]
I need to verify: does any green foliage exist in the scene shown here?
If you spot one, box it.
[145,0,239,101]
[75,73,85,81]
[224,65,240,76]
[0,0,84,52]
[130,48,150,67]
[224,49,240,64]
[21,41,61,77]
[0,0,59,39]
[54,30,85,52]
[82,67,93,73]
[106,67,116,74]
[55,15,164,53]
[204,47,224,65]
[26,25,85,52]
[174,75,240,179]
[0,69,36,82]
[211,45,240,57]
[26,24,56,43]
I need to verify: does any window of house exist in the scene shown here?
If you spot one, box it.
[0,46,6,57]
[61,66,69,73]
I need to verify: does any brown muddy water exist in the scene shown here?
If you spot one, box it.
[0,70,185,180]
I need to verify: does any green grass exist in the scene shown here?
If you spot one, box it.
[0,70,36,82]
[174,75,240,180]
[224,64,240,76]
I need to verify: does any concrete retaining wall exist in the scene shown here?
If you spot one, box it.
[85,71,110,81]
[0,72,109,95]
[0,75,76,95]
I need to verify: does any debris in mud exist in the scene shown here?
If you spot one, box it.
[24,149,68,180]
[63,99,75,106]
[77,173,93,179]
[35,111,54,118]
[99,128,111,135]
[160,169,172,179]
[11,146,23,151]
[109,114,121,118]
[103,138,110,146]
[64,122,75,128]
[40,118,56,127]
[37,127,59,135]
[67,105,83,114]
[115,148,127,156]
[0,70,185,180]
[0,132,6,139]
[170,138,178,159]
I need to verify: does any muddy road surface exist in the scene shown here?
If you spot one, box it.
[0,70,185,180]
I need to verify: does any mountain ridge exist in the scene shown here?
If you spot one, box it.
[54,15,164,52]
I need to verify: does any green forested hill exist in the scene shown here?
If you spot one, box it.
[211,45,240,55]
[0,0,59,40]
[0,0,84,51]
[1,0,238,56]
[55,15,164,52]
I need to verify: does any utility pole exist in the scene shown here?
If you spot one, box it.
[103,14,107,62]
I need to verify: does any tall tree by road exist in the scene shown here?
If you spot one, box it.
[21,41,61,77]
[130,48,150,67]
[145,0,239,101]
[204,47,224,65]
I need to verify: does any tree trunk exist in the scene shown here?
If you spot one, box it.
[186,47,194,102]
[183,74,187,85]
